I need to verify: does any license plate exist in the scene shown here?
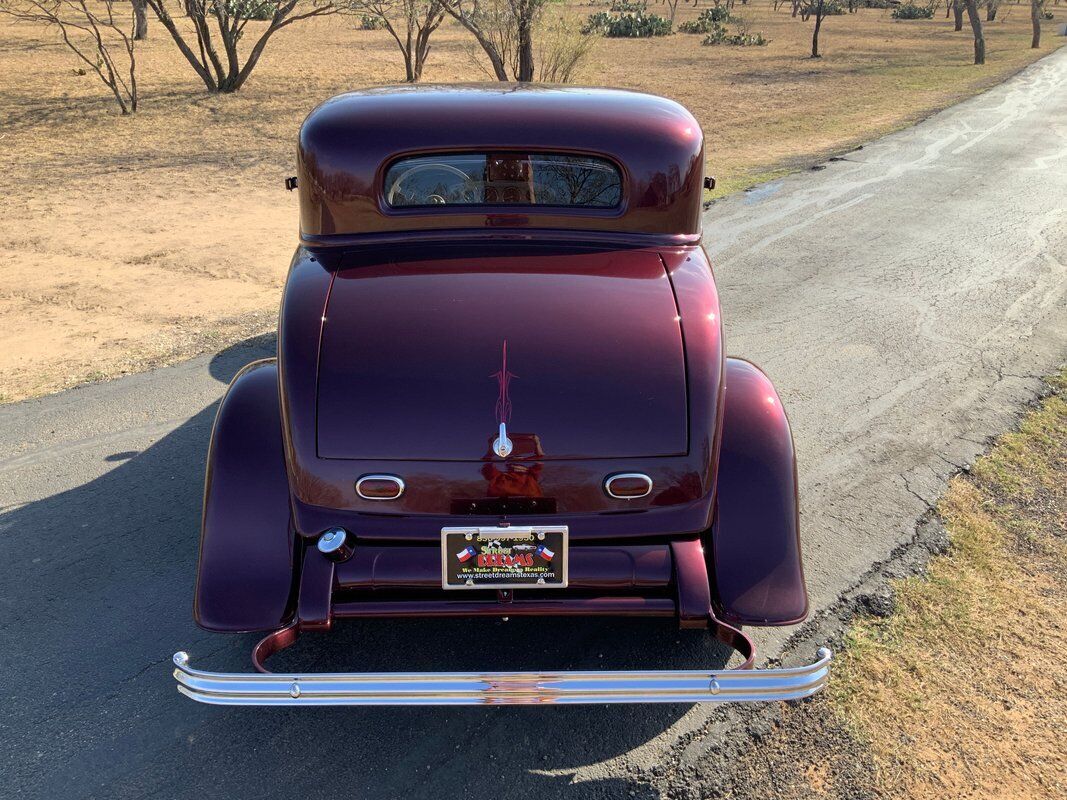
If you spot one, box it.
[441,525,568,590]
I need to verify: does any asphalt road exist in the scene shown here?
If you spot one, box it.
[3,49,1066,800]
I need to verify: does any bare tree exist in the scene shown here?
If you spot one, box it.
[1030,0,1041,46]
[807,0,827,56]
[443,0,546,81]
[664,0,681,23]
[0,0,138,113]
[341,0,444,81]
[144,0,335,92]
[984,0,996,20]
[963,0,984,63]
[952,0,963,29]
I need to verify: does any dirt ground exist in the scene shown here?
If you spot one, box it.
[0,2,1063,400]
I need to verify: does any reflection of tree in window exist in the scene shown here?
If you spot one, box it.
[533,156,621,207]
[384,153,619,207]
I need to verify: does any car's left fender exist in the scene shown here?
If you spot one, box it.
[194,360,297,632]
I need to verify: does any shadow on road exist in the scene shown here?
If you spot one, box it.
[1,336,729,800]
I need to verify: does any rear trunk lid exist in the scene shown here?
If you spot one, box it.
[316,248,687,461]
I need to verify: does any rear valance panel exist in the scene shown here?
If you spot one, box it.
[316,250,687,461]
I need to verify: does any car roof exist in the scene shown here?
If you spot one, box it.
[296,85,705,245]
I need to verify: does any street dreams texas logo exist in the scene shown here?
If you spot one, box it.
[456,539,555,568]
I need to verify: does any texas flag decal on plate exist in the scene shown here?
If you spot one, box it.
[441,525,568,590]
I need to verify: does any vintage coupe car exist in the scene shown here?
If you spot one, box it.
[173,86,830,705]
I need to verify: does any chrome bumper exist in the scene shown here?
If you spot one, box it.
[172,647,831,706]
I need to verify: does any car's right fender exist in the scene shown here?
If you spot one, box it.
[710,358,808,626]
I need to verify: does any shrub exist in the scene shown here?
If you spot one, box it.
[582,10,672,36]
[702,26,767,45]
[700,20,726,42]
[799,0,844,17]
[1042,9,1053,18]
[537,11,599,83]
[358,13,387,29]
[891,1,934,18]
[863,0,890,7]
[609,0,646,11]
[581,11,612,33]
[216,0,275,20]
[678,6,730,33]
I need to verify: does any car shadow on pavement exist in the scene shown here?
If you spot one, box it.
[1,336,732,800]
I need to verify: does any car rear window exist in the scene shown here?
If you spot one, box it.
[384,153,622,209]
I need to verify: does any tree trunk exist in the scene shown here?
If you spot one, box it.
[229,19,290,92]
[144,0,219,90]
[953,1,964,30]
[443,6,509,80]
[1030,0,1041,47]
[515,0,535,82]
[811,4,823,56]
[412,12,441,83]
[132,0,148,39]
[964,0,985,63]
[985,1,996,20]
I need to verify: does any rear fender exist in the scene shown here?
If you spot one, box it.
[194,360,298,632]
[711,358,808,626]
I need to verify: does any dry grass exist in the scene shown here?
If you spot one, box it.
[0,3,1064,399]
[830,370,1067,799]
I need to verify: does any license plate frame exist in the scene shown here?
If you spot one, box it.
[441,525,569,590]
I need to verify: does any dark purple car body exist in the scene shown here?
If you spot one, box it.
[174,86,828,706]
